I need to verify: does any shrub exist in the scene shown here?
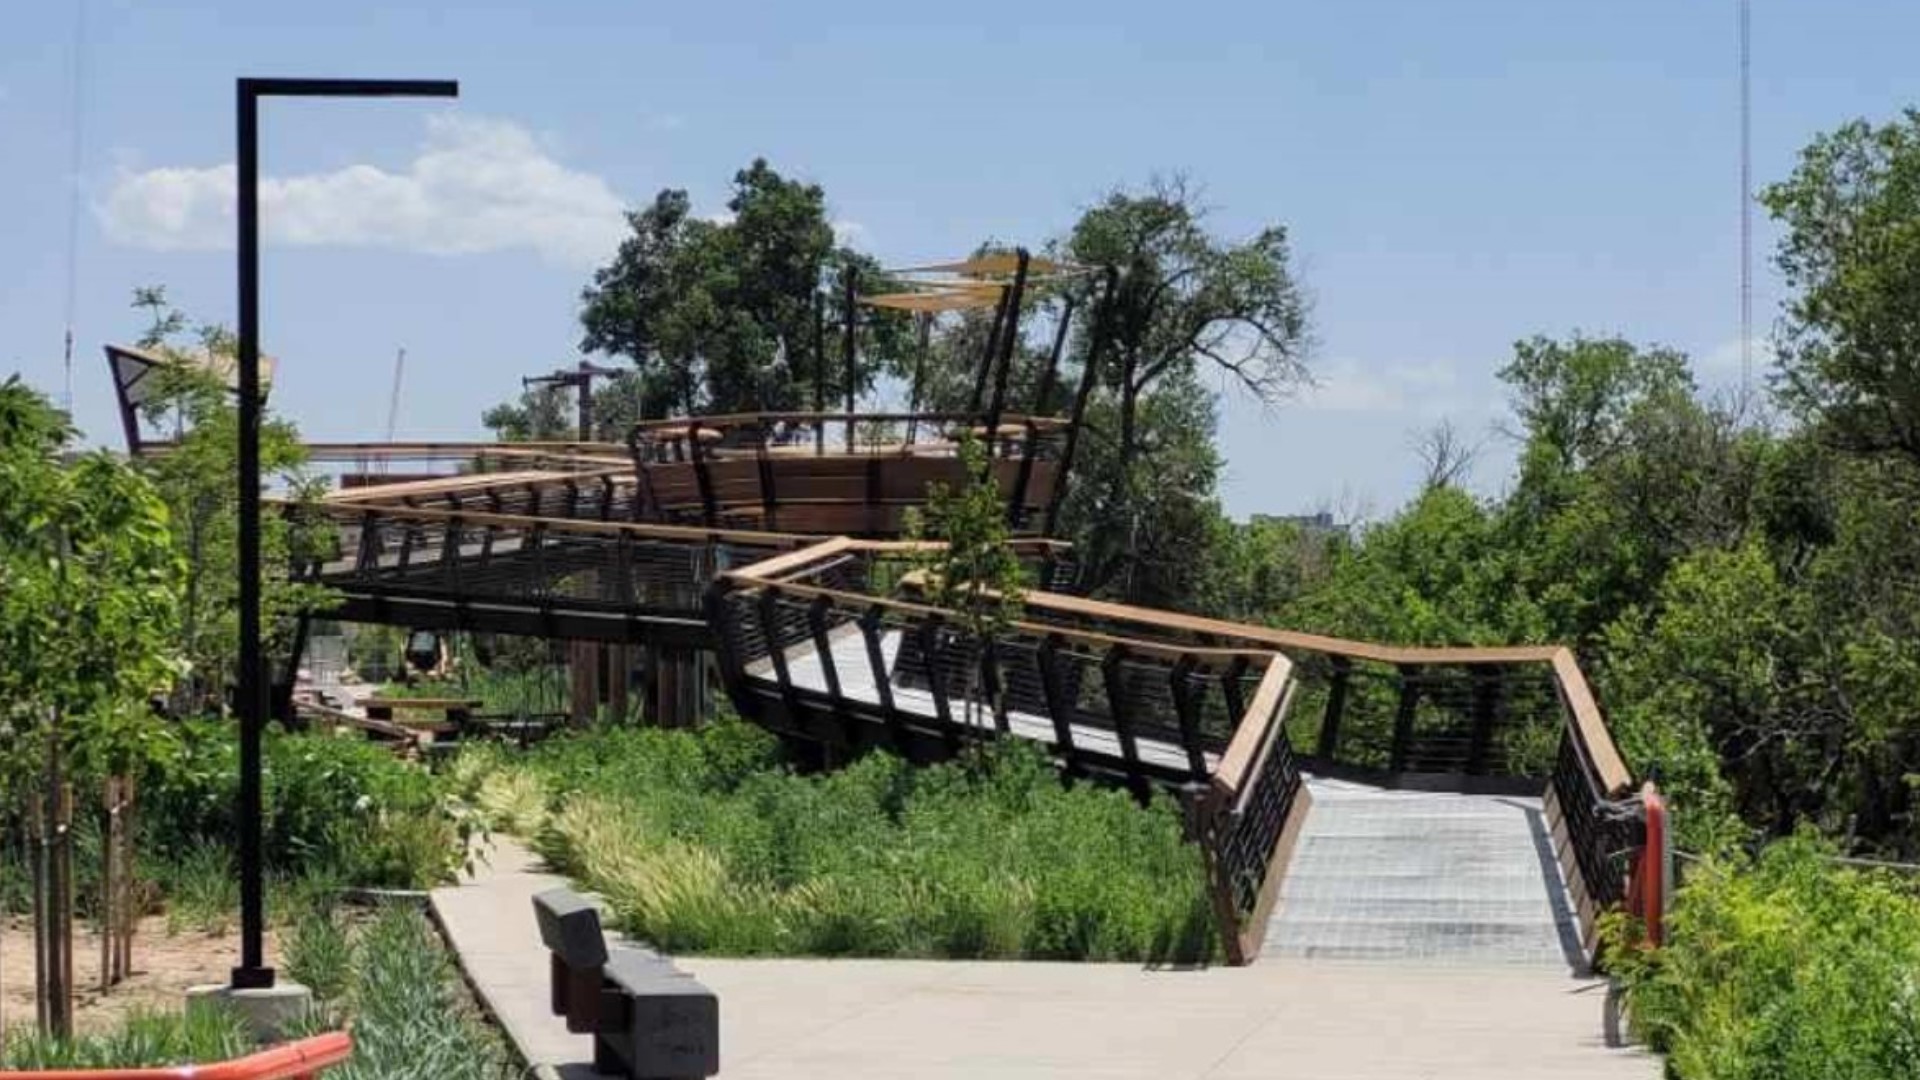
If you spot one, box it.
[1607,836,1920,1079]
[516,720,1218,962]
[138,719,469,888]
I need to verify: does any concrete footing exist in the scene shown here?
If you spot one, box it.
[186,981,314,1043]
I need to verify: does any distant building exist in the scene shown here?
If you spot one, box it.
[1249,511,1348,540]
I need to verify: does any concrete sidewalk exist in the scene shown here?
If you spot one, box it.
[432,838,1657,1080]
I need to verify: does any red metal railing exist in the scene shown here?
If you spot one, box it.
[0,1031,351,1080]
[1625,783,1670,948]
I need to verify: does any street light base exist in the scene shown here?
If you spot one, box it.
[189,979,312,1044]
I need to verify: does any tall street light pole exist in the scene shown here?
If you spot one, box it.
[233,77,457,991]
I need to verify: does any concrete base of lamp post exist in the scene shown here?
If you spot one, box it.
[187,981,315,1043]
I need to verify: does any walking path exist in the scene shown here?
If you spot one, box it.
[431,837,1657,1079]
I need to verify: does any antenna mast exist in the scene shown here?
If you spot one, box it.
[1740,0,1753,394]
[384,347,406,473]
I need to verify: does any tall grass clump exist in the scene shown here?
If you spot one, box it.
[1606,835,1920,1079]
[507,719,1217,962]
[290,904,516,1080]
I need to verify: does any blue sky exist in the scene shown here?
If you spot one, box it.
[3,0,1918,518]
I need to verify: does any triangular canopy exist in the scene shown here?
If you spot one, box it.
[890,252,1078,278]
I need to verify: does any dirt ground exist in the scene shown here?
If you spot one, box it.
[0,916,282,1037]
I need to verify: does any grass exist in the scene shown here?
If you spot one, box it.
[468,718,1220,963]
[288,903,517,1080]
[0,1006,254,1070]
[2,903,513,1079]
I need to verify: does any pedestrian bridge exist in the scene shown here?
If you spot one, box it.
[291,423,1668,975]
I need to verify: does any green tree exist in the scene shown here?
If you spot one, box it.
[1286,486,1546,647]
[1060,178,1310,600]
[575,160,908,419]
[1059,371,1230,608]
[1763,109,1920,465]
[1497,335,1757,645]
[127,288,330,714]
[906,436,1029,726]
[481,383,573,442]
[0,377,182,1035]
[1065,177,1310,489]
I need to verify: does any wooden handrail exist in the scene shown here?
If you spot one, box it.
[284,499,814,548]
[726,537,854,582]
[1212,655,1292,794]
[0,1030,352,1080]
[322,469,627,504]
[303,440,624,457]
[631,411,1072,435]
[1551,649,1631,796]
[744,577,1281,666]
[726,539,1638,791]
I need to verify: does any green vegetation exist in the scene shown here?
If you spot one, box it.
[463,720,1216,962]
[1605,840,1920,1079]
[0,1006,254,1071]
[288,904,517,1080]
[136,719,478,891]
[1,904,512,1078]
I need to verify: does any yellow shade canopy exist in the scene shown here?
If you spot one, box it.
[860,287,1005,312]
[891,252,1076,279]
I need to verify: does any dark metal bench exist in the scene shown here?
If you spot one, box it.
[532,888,719,1079]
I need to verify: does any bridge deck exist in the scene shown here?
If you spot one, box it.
[1266,780,1584,968]
[755,626,1217,776]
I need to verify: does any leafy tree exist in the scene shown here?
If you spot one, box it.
[1196,514,1340,625]
[1498,335,1757,646]
[1065,177,1310,490]
[1286,485,1546,647]
[905,436,1029,727]
[575,160,909,419]
[1763,109,1920,465]
[127,288,330,714]
[1498,334,1694,472]
[0,379,181,769]
[1059,371,1229,608]
[906,435,1028,639]
[1058,178,1309,600]
[481,383,573,442]
[0,377,181,1035]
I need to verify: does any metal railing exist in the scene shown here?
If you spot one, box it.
[290,501,807,645]
[711,538,1666,966]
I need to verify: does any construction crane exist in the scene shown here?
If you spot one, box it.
[524,360,624,441]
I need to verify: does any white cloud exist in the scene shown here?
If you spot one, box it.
[1299,357,1463,416]
[831,219,868,245]
[98,114,627,267]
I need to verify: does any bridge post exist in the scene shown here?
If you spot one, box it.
[1388,668,1420,774]
[1466,667,1501,776]
[1316,656,1351,760]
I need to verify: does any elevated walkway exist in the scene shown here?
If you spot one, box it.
[707,537,1669,970]
[294,431,1667,976]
